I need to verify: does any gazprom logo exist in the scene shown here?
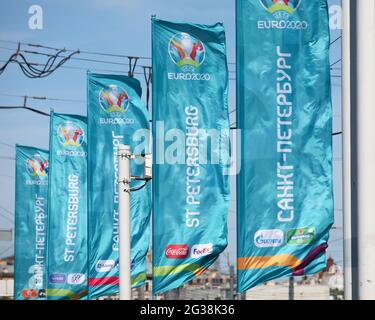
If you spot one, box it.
[254,229,284,248]
[259,0,302,17]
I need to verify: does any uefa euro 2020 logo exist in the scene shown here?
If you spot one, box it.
[57,121,85,147]
[168,32,205,71]
[259,0,301,17]
[99,85,130,114]
[26,154,48,178]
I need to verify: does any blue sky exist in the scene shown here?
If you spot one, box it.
[0,0,343,271]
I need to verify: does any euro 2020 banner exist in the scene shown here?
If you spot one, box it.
[87,73,151,299]
[14,145,49,300]
[46,112,88,300]
[237,0,333,291]
[152,18,231,294]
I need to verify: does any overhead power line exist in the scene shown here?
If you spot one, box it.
[330,58,342,68]
[0,58,237,81]
[0,39,235,65]
[1,40,341,80]
[0,37,342,65]
[0,174,14,179]
[0,42,80,78]
[20,48,239,74]
[0,93,85,104]
[330,35,342,46]
[0,96,49,116]
[0,140,14,148]
[0,105,49,116]
[0,156,15,160]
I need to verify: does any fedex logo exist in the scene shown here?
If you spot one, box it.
[191,243,213,259]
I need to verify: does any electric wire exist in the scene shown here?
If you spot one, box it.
[0,36,342,65]
[330,35,342,46]
[330,58,342,68]
[0,43,80,78]
[0,105,49,116]
[130,181,149,192]
[0,93,85,104]
[0,174,14,179]
[0,140,14,148]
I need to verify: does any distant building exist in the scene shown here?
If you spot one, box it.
[0,255,14,278]
[0,255,14,299]
[246,283,330,300]
[0,252,344,300]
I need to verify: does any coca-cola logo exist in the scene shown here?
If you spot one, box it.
[165,244,189,259]
[21,289,38,299]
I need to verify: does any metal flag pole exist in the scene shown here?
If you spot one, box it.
[355,0,375,300]
[117,145,152,300]
[342,0,352,301]
[118,145,132,300]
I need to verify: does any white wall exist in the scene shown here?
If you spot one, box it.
[0,279,14,297]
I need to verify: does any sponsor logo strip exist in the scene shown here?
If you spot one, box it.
[46,288,87,300]
[95,260,116,272]
[254,229,284,248]
[287,227,315,245]
[21,289,38,299]
[191,243,213,258]
[49,273,66,284]
[131,272,147,287]
[87,274,146,287]
[153,263,206,277]
[165,244,189,259]
[237,254,301,270]
[88,276,118,287]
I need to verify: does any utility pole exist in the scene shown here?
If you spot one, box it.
[117,145,152,300]
[118,145,132,300]
[342,0,353,301]
[354,0,375,300]
[288,277,294,300]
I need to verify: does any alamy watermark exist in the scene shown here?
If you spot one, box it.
[28,5,43,30]
[27,4,343,31]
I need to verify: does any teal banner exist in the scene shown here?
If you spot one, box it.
[14,145,49,300]
[152,18,231,294]
[46,112,88,300]
[87,73,151,299]
[236,0,333,291]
